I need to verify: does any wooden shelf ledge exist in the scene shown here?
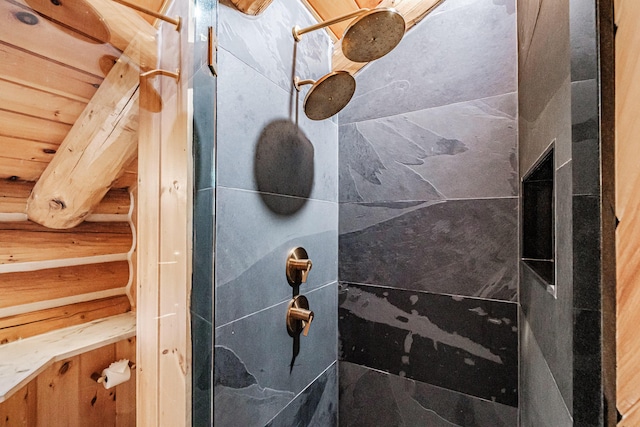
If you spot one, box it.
[0,312,135,403]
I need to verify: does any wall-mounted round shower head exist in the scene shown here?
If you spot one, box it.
[341,8,406,63]
[298,71,356,121]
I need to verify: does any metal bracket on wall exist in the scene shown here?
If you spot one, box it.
[208,26,218,77]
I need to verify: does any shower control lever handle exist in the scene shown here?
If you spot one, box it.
[286,247,313,285]
[286,295,314,337]
[289,307,314,337]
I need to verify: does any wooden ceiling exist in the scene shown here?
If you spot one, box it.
[0,0,161,191]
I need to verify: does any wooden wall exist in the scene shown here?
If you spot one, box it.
[0,183,135,344]
[615,0,640,424]
[0,337,136,427]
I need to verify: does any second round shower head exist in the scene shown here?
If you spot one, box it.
[295,71,356,121]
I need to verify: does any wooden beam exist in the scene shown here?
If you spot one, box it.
[332,0,444,74]
[25,42,141,229]
[0,221,132,264]
[0,295,131,344]
[227,0,274,15]
[0,261,129,309]
[0,181,130,215]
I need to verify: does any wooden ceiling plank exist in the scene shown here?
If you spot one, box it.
[0,158,47,182]
[0,135,59,163]
[1,0,121,78]
[0,79,86,125]
[305,0,360,39]
[0,43,101,102]
[26,40,142,229]
[0,110,71,144]
[332,0,444,73]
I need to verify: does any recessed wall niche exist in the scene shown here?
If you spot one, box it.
[522,144,555,294]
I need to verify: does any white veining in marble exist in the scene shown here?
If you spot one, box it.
[0,312,136,402]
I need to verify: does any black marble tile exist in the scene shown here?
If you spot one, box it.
[193,64,216,192]
[339,361,518,427]
[572,79,600,196]
[266,363,337,427]
[193,188,213,322]
[192,312,213,427]
[573,196,601,310]
[520,264,573,415]
[339,198,518,301]
[519,311,573,427]
[338,284,518,407]
[215,283,337,426]
[573,308,603,426]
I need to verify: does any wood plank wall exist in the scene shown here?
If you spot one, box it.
[0,337,136,427]
[615,0,640,423]
[0,182,134,344]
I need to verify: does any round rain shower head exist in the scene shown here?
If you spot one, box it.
[24,0,110,44]
[302,71,356,121]
[342,8,406,63]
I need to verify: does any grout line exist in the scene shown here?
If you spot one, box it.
[215,281,337,329]
[339,281,519,305]
[339,91,519,126]
[263,361,337,425]
[217,185,339,206]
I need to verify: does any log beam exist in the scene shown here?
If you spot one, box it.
[25,43,142,229]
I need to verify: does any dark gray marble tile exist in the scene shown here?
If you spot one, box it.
[217,50,338,203]
[339,198,518,301]
[520,161,573,411]
[192,312,212,427]
[573,309,603,426]
[266,363,337,427]
[518,0,572,174]
[339,361,518,427]
[520,264,573,416]
[573,196,601,311]
[570,0,597,82]
[339,0,517,124]
[519,312,573,427]
[193,62,216,192]
[215,283,338,426]
[339,93,518,202]
[218,0,330,93]
[193,188,213,322]
[572,79,600,196]
[338,283,518,407]
[215,187,337,326]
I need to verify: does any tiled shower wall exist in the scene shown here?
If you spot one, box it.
[208,1,340,426]
[337,0,519,425]
[518,0,604,425]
